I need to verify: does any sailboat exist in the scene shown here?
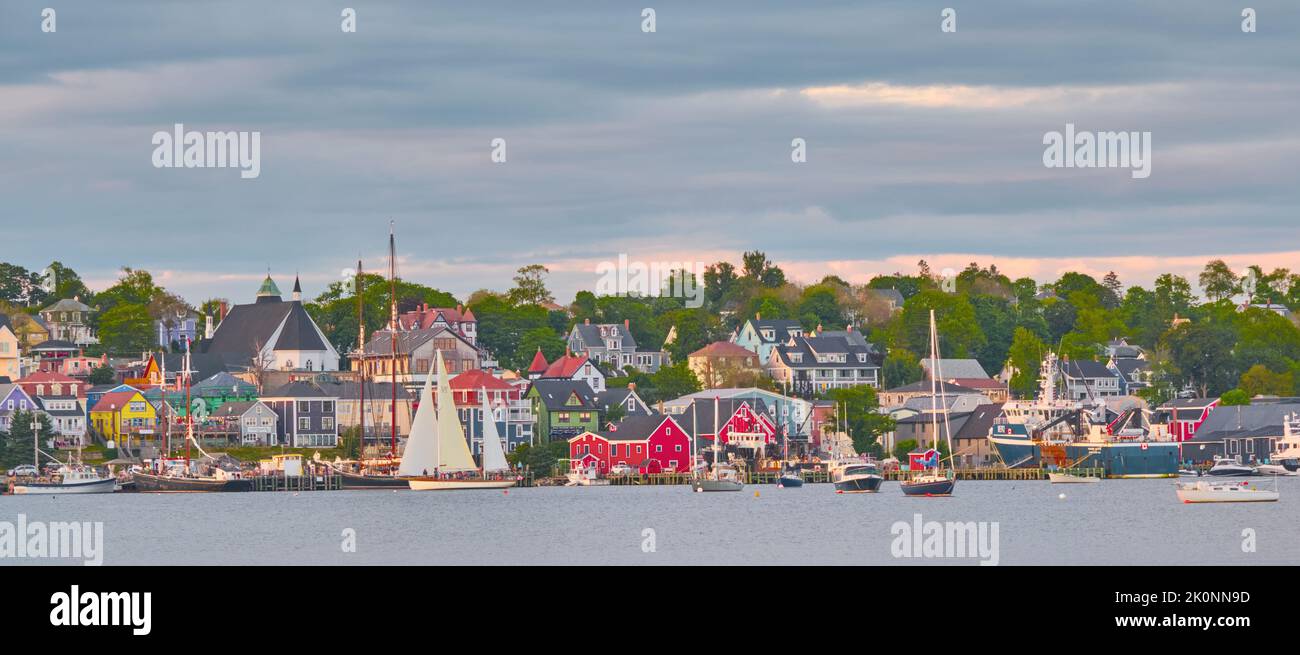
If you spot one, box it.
[329,254,408,489]
[692,396,744,492]
[132,339,252,492]
[900,310,956,497]
[405,352,517,490]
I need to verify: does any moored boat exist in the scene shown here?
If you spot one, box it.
[1175,480,1278,503]
[13,466,117,495]
[691,397,744,492]
[833,463,881,493]
[900,310,956,498]
[1207,456,1255,477]
[132,469,252,493]
[1254,464,1296,476]
[777,469,804,488]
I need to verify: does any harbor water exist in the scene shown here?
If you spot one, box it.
[4,478,1298,565]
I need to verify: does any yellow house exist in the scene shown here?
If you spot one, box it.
[90,390,158,442]
[0,317,20,380]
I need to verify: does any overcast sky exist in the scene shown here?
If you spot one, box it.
[3,1,1298,306]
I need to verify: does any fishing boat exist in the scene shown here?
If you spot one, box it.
[404,352,518,491]
[1270,412,1300,472]
[1207,456,1256,477]
[777,468,804,488]
[901,310,956,497]
[988,353,1179,478]
[834,463,882,493]
[130,340,253,493]
[692,396,744,492]
[566,464,609,486]
[1047,471,1099,484]
[1175,480,1279,503]
[10,416,115,495]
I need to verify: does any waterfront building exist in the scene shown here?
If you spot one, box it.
[202,275,340,373]
[528,379,600,442]
[260,381,340,447]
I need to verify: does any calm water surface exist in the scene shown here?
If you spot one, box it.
[4,478,1298,565]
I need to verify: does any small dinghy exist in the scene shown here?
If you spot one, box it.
[1176,480,1279,504]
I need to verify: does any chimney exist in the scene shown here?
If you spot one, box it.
[816,324,823,334]
[846,324,852,332]
[584,318,590,325]
[756,312,761,320]
[623,319,630,331]
[628,382,636,391]
[219,301,228,323]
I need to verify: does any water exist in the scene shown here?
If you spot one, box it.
[3,478,1298,565]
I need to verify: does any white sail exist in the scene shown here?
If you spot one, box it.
[435,351,479,472]
[396,367,438,477]
[479,392,510,473]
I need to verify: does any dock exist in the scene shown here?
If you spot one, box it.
[251,474,344,492]
[600,467,1105,486]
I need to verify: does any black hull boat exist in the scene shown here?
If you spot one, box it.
[834,475,882,493]
[900,476,955,497]
[330,467,410,489]
[777,474,804,488]
[133,472,252,493]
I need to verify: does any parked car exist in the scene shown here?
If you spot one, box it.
[7,464,39,477]
[609,463,636,476]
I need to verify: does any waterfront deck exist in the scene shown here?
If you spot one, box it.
[251,474,344,492]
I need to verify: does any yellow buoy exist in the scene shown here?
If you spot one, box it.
[754,490,760,498]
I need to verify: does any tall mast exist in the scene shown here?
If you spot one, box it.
[713,396,720,480]
[183,338,194,465]
[389,222,398,458]
[356,259,366,463]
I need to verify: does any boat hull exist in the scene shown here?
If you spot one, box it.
[900,477,955,496]
[12,477,117,495]
[407,477,517,491]
[834,475,882,493]
[1207,467,1256,477]
[989,436,1179,478]
[1176,484,1279,503]
[777,475,804,488]
[692,478,744,492]
[133,472,253,493]
[332,468,411,489]
[1047,472,1099,484]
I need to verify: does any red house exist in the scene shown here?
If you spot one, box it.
[1161,398,1219,442]
[680,398,777,449]
[568,414,694,474]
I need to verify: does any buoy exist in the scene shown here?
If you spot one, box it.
[754,491,760,498]
[836,489,843,494]
[503,489,509,495]
[1058,493,1066,500]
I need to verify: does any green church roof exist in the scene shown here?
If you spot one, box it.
[256,275,282,298]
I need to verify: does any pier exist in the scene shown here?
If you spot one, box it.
[251,474,344,492]
[598,467,1105,486]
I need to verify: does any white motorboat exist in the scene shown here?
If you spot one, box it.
[1047,472,1099,484]
[834,463,882,493]
[1176,480,1278,503]
[1254,464,1296,477]
[566,465,610,487]
[1207,456,1256,477]
[12,466,116,494]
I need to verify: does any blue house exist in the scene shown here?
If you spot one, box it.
[731,315,803,365]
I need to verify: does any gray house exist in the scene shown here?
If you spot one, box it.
[261,381,339,447]
[568,319,668,373]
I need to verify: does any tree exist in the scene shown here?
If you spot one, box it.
[1164,321,1237,397]
[515,327,565,370]
[1219,389,1250,406]
[1006,327,1047,398]
[1,410,54,469]
[508,264,554,306]
[1199,259,1240,302]
[646,361,702,403]
[892,439,918,462]
[1238,364,1293,397]
[882,349,924,389]
[0,263,46,306]
[823,386,894,455]
[797,285,843,331]
[97,303,154,354]
[88,365,116,385]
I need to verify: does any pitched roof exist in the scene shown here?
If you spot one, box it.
[690,341,756,358]
[262,381,337,399]
[362,326,471,356]
[91,391,142,413]
[42,298,91,312]
[744,318,803,344]
[203,300,294,363]
[273,302,328,351]
[542,353,594,379]
[945,377,1005,390]
[572,322,639,351]
[885,379,982,395]
[921,358,989,379]
[594,386,652,416]
[17,371,79,385]
[527,347,549,374]
[192,371,257,395]
[210,400,272,418]
[676,397,773,438]
[450,368,512,391]
[0,312,12,332]
[529,379,596,410]
[600,413,676,441]
[315,380,412,401]
[1191,403,1300,442]
[33,397,84,417]
[1058,359,1118,379]
[952,402,1005,441]
[31,339,78,351]
[773,332,878,369]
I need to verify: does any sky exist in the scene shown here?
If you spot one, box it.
[2,1,1299,306]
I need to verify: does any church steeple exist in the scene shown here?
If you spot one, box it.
[256,274,282,303]
[292,274,302,302]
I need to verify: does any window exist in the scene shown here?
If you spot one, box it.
[675,444,682,452]
[322,418,335,431]
[299,417,311,430]
[298,401,310,413]
[323,401,334,413]
[655,445,663,452]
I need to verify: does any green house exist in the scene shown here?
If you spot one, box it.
[527,380,601,442]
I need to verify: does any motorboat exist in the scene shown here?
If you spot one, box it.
[833,463,882,493]
[1175,480,1278,503]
